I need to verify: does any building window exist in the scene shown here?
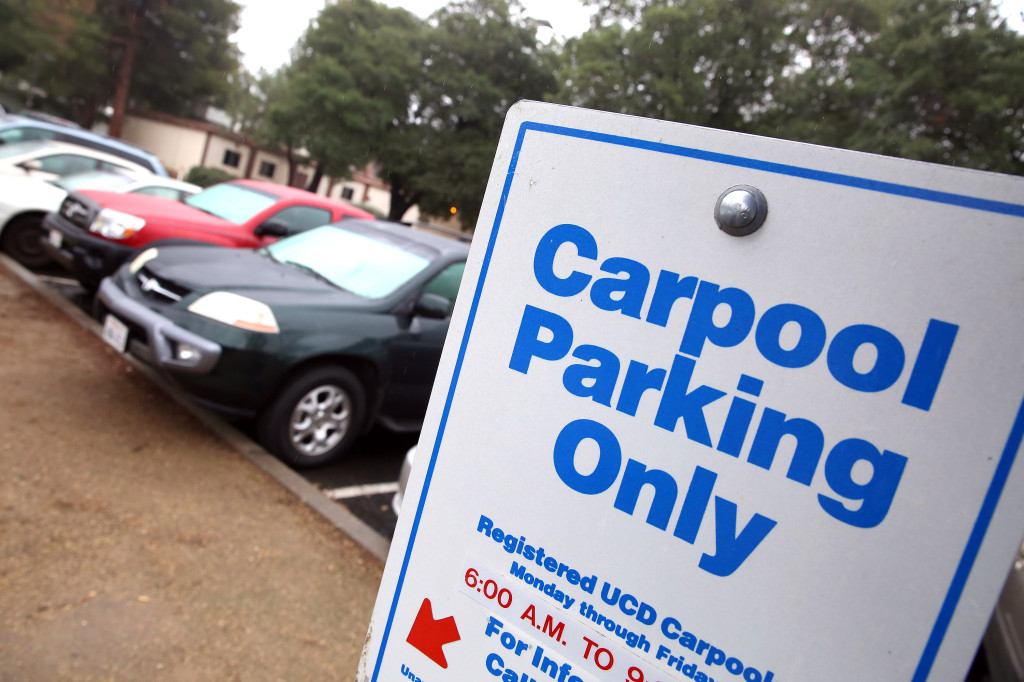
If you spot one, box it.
[222,150,241,168]
[341,187,355,200]
[258,161,276,178]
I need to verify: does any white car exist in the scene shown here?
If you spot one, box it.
[0,169,200,267]
[0,140,154,181]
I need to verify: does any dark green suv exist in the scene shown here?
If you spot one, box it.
[95,219,469,467]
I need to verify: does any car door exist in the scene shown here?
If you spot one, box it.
[381,262,466,423]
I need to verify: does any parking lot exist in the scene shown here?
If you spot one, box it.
[0,258,398,680]
[29,261,418,547]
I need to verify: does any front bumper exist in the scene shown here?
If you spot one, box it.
[97,277,222,375]
[42,213,136,289]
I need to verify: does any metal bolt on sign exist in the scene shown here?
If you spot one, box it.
[715,185,768,236]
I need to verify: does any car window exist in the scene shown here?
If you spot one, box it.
[0,126,56,144]
[54,171,135,192]
[34,153,100,176]
[421,262,465,314]
[132,186,183,200]
[264,225,432,299]
[266,205,333,234]
[185,182,280,224]
[98,160,137,174]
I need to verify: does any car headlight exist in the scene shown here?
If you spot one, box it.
[129,247,158,274]
[89,208,145,239]
[187,292,280,334]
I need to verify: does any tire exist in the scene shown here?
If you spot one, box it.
[1,216,51,268]
[256,366,365,468]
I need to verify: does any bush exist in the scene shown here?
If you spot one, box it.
[184,166,236,187]
[354,203,387,219]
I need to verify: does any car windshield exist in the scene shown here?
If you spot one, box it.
[183,182,279,223]
[264,225,432,299]
[54,171,135,192]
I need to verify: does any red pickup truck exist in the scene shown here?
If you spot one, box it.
[43,179,375,290]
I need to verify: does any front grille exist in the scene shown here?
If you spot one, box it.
[136,269,191,304]
[59,196,93,230]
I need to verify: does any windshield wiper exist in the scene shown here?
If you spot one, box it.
[282,260,342,289]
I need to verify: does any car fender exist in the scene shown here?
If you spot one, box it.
[268,351,387,433]
[0,209,47,237]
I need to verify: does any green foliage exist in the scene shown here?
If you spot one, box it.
[765,0,1024,174]
[289,0,425,179]
[184,166,236,187]
[0,0,52,72]
[0,0,241,123]
[391,0,559,225]
[851,0,1023,173]
[7,0,1019,225]
[562,0,802,132]
[568,0,1022,175]
[104,0,243,116]
[273,0,558,226]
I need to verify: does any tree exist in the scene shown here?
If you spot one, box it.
[0,0,104,115]
[395,0,560,225]
[280,0,558,226]
[96,0,242,134]
[258,67,319,186]
[766,0,1024,174]
[847,0,1024,173]
[756,0,888,147]
[0,0,241,131]
[0,0,55,73]
[289,0,425,190]
[561,0,801,133]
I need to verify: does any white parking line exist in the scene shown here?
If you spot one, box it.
[323,482,399,500]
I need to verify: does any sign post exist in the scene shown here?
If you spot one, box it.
[359,101,1024,682]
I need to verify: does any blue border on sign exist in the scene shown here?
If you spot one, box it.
[370,120,1024,681]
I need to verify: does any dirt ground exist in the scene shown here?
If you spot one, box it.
[0,262,384,681]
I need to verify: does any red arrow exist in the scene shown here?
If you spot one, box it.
[406,598,461,669]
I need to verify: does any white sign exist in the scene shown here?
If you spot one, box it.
[359,101,1024,682]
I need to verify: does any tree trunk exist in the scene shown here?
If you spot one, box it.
[109,3,144,138]
[306,162,324,194]
[388,181,420,222]
[285,146,297,185]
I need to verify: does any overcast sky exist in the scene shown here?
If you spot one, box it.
[232,0,1023,75]
[232,0,595,75]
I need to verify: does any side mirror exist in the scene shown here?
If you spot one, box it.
[414,292,451,319]
[254,219,289,237]
[19,159,43,174]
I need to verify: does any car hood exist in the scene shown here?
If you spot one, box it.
[143,245,371,307]
[81,189,233,228]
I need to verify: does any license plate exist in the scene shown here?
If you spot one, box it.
[48,229,62,249]
[102,314,128,354]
